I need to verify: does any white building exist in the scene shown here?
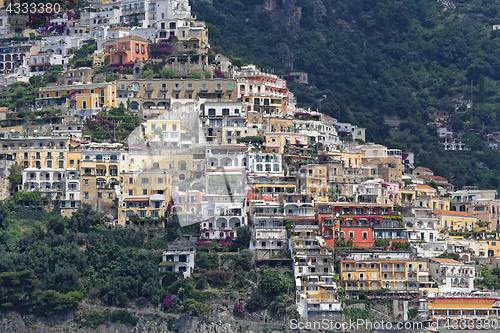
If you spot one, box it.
[22,168,68,199]
[247,152,283,175]
[249,200,287,257]
[200,201,247,240]
[41,36,85,56]
[428,258,475,294]
[61,168,81,214]
[160,249,195,278]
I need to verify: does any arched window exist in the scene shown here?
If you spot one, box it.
[152,162,160,169]
[256,164,263,171]
[265,164,271,172]
[273,164,280,172]
[82,100,87,109]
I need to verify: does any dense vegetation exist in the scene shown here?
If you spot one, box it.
[0,201,165,316]
[83,107,141,142]
[192,0,500,191]
[0,198,295,321]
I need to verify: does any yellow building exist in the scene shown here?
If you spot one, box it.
[144,118,184,148]
[340,256,432,296]
[301,164,328,198]
[118,170,172,225]
[128,152,201,185]
[80,150,126,216]
[0,134,72,169]
[476,236,500,257]
[264,132,308,153]
[400,184,450,210]
[433,210,477,232]
[36,82,117,117]
[244,96,284,118]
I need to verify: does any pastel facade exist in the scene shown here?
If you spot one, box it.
[36,83,117,118]
[433,210,477,232]
[118,170,171,225]
[104,36,150,64]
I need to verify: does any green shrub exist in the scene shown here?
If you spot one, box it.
[108,310,139,326]
[76,312,109,329]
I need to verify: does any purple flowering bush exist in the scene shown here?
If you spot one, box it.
[233,302,246,318]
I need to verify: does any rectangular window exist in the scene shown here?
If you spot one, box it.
[142,178,149,184]
[121,83,125,90]
[129,177,133,184]
[98,193,102,198]
[141,45,145,53]
[172,124,177,131]
[128,189,133,195]
[143,189,147,195]
[84,192,89,199]
[108,193,113,199]
[59,161,64,168]
[47,160,52,168]
[158,178,164,183]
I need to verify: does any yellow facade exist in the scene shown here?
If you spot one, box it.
[341,259,431,293]
[128,153,195,177]
[264,133,308,153]
[118,171,172,225]
[305,165,328,198]
[243,96,284,116]
[144,118,184,139]
[0,136,72,169]
[80,151,122,215]
[38,82,117,110]
[336,151,362,169]
[433,210,477,232]
[479,237,500,257]
[67,151,82,170]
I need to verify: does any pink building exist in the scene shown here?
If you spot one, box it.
[466,199,500,231]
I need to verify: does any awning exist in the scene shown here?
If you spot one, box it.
[124,197,149,202]
[150,194,165,201]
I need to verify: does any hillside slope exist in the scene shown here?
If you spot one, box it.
[193,0,500,190]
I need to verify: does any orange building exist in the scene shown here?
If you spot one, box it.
[104,36,150,65]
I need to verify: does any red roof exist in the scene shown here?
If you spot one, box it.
[418,175,447,181]
[416,184,436,190]
[432,210,474,217]
[430,258,460,264]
